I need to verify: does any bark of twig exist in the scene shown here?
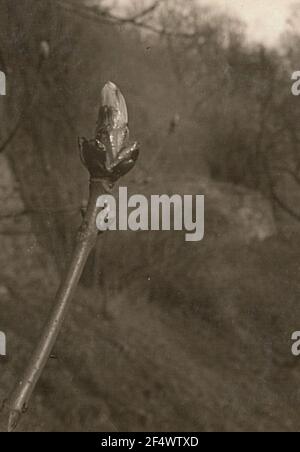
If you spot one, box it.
[7,179,108,432]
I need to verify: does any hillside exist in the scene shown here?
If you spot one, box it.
[1,151,300,431]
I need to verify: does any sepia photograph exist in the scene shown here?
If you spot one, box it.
[0,0,300,434]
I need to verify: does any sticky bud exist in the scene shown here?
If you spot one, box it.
[79,81,139,183]
[99,81,128,128]
[96,81,130,170]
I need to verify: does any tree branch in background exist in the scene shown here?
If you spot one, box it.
[0,46,7,73]
[112,0,162,22]
[270,187,300,223]
[264,150,300,223]
[55,0,196,38]
[272,166,300,186]
[59,0,162,22]
[0,44,50,154]
[0,111,26,154]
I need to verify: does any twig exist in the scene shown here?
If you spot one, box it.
[7,180,107,432]
[6,81,139,432]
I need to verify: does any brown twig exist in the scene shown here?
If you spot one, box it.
[6,81,139,432]
[7,179,107,432]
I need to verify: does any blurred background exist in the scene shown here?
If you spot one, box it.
[1,0,300,432]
